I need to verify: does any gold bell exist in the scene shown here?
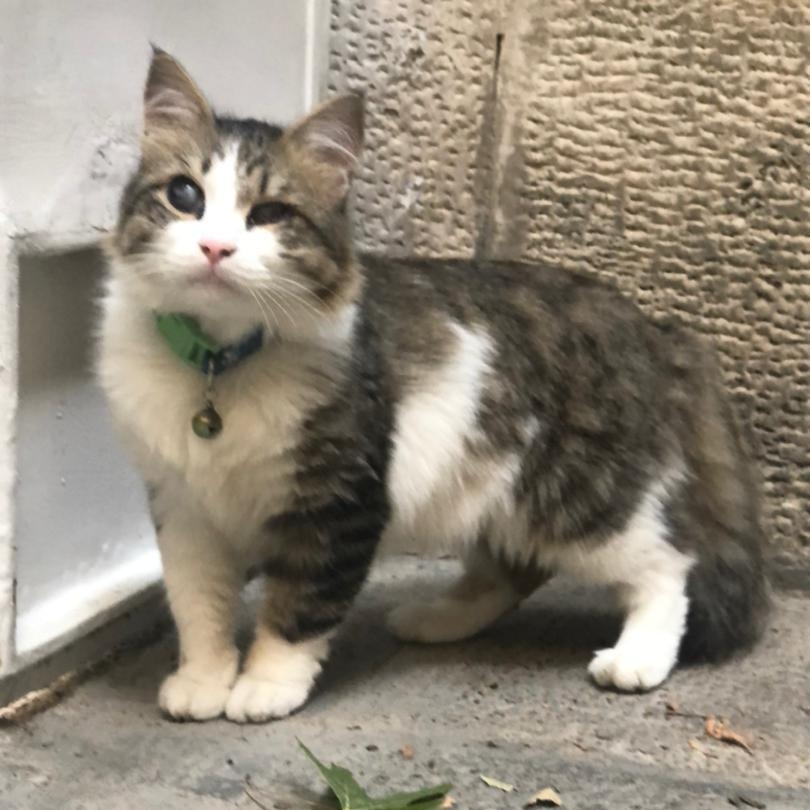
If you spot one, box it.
[192,403,223,439]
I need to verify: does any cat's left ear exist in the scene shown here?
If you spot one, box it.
[284,94,364,207]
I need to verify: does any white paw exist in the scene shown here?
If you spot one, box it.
[224,631,327,723]
[159,667,234,721]
[225,673,313,722]
[588,645,676,692]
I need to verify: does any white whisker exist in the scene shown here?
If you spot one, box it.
[246,287,276,335]
[255,286,297,332]
[268,278,323,319]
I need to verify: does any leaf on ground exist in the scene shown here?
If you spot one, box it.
[480,775,515,793]
[0,672,78,725]
[704,716,754,755]
[400,745,415,760]
[525,787,563,806]
[299,740,452,810]
[440,797,456,809]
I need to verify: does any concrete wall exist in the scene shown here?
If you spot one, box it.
[0,0,329,685]
[329,0,810,558]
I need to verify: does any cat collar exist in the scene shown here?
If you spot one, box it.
[154,312,263,439]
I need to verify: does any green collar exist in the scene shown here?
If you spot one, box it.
[154,313,263,376]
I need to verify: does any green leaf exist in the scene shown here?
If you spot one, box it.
[299,740,372,808]
[299,740,452,810]
[368,782,452,810]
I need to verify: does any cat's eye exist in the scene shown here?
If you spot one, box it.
[167,175,205,217]
[247,201,295,228]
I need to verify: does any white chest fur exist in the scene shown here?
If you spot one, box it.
[97,284,339,545]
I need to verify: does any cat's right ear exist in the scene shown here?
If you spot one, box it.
[142,47,214,145]
[284,94,364,207]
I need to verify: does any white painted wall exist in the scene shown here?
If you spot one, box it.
[1,0,326,247]
[0,217,16,677]
[14,249,159,660]
[0,0,329,682]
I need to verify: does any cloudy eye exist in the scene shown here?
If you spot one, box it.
[167,175,204,217]
[247,201,295,228]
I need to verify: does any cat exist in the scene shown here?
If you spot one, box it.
[97,48,768,723]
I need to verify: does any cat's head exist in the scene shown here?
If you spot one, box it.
[109,48,363,339]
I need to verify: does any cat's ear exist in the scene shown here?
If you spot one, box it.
[143,47,214,144]
[284,94,364,206]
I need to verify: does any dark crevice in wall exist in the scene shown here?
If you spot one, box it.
[494,31,504,75]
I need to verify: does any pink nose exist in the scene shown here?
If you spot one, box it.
[199,239,236,265]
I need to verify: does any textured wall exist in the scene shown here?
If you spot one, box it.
[330,0,810,556]
[329,0,500,254]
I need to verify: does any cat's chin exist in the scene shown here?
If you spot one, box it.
[125,282,262,343]
[148,286,247,315]
[188,268,239,291]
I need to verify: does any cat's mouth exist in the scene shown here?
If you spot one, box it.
[188,266,237,291]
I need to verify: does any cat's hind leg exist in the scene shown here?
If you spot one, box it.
[587,566,690,692]
[574,480,695,692]
[387,542,547,643]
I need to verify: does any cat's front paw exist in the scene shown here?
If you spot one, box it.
[225,673,313,722]
[159,666,235,721]
[224,632,327,723]
[588,644,675,692]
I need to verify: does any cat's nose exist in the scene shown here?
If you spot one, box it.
[199,239,236,265]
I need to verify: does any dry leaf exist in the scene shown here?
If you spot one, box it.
[480,775,515,793]
[399,745,414,760]
[0,672,78,725]
[440,797,457,809]
[0,630,164,727]
[704,715,754,755]
[526,787,562,807]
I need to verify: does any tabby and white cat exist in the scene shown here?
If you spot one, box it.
[98,49,767,722]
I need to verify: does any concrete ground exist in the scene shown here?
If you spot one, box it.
[1,557,809,810]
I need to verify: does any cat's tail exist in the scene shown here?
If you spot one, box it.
[680,523,769,662]
[674,359,770,663]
